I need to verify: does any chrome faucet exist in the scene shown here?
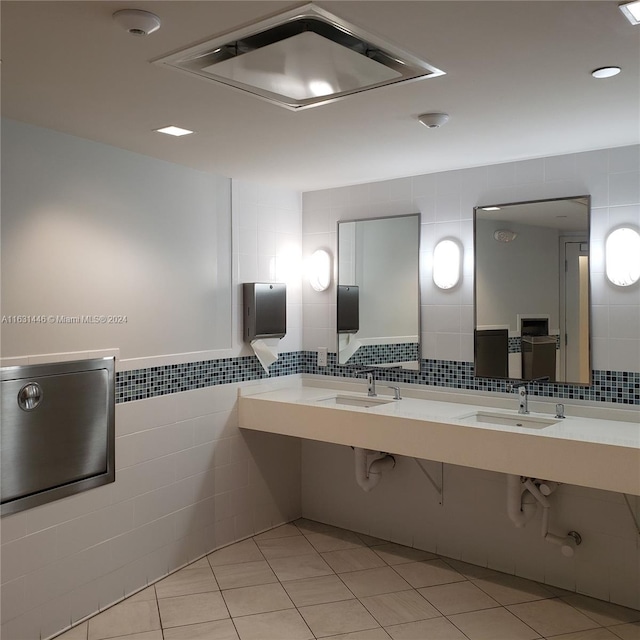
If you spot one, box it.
[509,383,529,414]
[357,368,377,397]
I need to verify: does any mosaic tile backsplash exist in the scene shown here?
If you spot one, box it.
[340,342,420,366]
[115,351,640,405]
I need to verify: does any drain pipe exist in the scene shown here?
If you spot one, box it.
[522,478,582,557]
[506,474,538,527]
[354,448,395,492]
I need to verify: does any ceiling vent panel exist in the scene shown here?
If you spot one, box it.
[154,3,445,110]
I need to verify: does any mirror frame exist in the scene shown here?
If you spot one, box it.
[337,213,422,370]
[473,195,592,386]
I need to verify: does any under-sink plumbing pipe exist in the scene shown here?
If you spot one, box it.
[506,474,582,556]
[354,447,395,492]
[506,474,538,528]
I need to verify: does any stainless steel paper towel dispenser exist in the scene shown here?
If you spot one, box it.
[1,356,115,516]
[243,282,287,342]
[337,285,359,334]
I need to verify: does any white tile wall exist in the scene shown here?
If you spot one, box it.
[300,440,640,610]
[302,145,640,371]
[0,180,304,639]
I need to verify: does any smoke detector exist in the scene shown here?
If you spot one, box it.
[113,9,161,36]
[418,112,450,129]
[494,229,518,243]
[154,3,444,110]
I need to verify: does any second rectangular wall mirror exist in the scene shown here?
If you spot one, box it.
[474,196,591,385]
[337,214,421,370]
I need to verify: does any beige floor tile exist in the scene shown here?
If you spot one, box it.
[441,559,500,580]
[127,587,158,603]
[360,590,440,627]
[321,547,387,573]
[561,594,640,626]
[157,592,229,629]
[339,567,412,598]
[256,536,316,559]
[386,616,469,640]
[208,539,264,567]
[222,582,294,617]
[356,532,389,547]
[326,629,392,639]
[268,552,334,581]
[508,598,600,637]
[106,633,163,640]
[608,621,640,639]
[282,574,354,607]
[372,543,438,566]
[233,609,313,640]
[57,622,88,640]
[184,558,213,570]
[254,524,302,541]
[418,580,500,615]
[305,530,364,553]
[546,628,621,640]
[299,598,380,637]
[88,600,161,640]
[448,607,541,640]
[471,573,555,605]
[392,560,465,589]
[294,519,343,535]
[163,619,239,640]
[213,560,278,590]
[155,567,219,599]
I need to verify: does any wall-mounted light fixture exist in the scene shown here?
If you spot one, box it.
[308,249,332,291]
[605,227,640,286]
[433,239,462,289]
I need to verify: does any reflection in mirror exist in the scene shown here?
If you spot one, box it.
[474,197,591,385]
[337,214,421,370]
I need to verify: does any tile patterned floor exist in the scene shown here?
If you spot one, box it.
[56,519,640,640]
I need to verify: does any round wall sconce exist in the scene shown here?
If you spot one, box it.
[605,227,640,286]
[308,249,332,291]
[433,239,462,290]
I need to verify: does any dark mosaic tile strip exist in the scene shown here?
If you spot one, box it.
[115,351,639,405]
[115,351,302,403]
[341,342,420,366]
[302,352,640,405]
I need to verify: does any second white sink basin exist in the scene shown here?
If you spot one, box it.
[316,394,395,409]
[457,410,559,429]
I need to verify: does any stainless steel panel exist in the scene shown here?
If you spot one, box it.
[1,357,115,516]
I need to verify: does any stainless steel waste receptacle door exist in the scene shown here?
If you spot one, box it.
[1,357,115,515]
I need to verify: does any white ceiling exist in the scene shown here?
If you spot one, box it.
[2,1,639,192]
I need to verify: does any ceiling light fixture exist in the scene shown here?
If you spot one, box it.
[155,126,194,137]
[154,3,444,111]
[481,206,501,211]
[418,112,450,129]
[619,0,640,25]
[591,66,621,78]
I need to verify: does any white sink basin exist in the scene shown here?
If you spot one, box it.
[316,394,395,409]
[457,410,558,429]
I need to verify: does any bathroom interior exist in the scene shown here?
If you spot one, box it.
[1,2,639,639]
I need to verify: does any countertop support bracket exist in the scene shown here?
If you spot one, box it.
[623,494,640,537]
[414,458,443,505]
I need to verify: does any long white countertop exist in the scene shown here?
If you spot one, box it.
[238,379,640,496]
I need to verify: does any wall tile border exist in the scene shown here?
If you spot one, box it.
[115,351,639,405]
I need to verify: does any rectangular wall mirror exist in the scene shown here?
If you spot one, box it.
[474,196,591,385]
[337,214,421,370]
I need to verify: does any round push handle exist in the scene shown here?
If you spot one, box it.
[18,382,43,411]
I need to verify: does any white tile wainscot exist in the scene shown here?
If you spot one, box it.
[238,379,640,496]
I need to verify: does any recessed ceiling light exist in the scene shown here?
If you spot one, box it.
[592,66,621,79]
[619,0,640,25]
[482,206,501,211]
[155,126,194,137]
